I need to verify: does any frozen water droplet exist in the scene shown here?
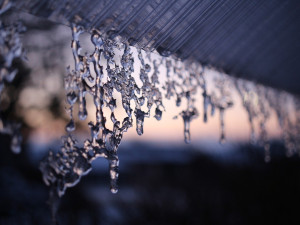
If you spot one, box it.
[78,109,87,120]
[135,109,145,136]
[111,188,118,194]
[66,119,75,132]
[154,107,162,121]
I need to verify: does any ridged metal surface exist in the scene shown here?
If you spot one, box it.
[12,0,300,95]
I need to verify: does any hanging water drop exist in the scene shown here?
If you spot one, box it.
[66,119,75,132]
[135,108,146,136]
[154,107,162,121]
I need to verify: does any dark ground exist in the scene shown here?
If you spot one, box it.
[0,134,300,225]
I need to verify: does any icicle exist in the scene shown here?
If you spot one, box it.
[134,108,147,136]
[180,107,198,144]
[109,157,119,194]
[211,75,234,144]
[235,80,258,144]
[219,108,226,144]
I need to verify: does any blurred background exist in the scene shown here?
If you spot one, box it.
[0,8,300,225]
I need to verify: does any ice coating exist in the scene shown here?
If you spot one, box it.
[0,1,25,154]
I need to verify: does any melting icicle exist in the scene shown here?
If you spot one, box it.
[66,119,75,132]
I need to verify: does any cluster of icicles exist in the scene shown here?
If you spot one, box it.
[39,24,233,197]
[38,24,300,197]
[0,1,24,154]
[235,81,300,161]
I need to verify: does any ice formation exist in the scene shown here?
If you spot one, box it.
[0,0,25,154]
[235,80,300,162]
[37,22,300,199]
[39,24,219,197]
[0,1,300,200]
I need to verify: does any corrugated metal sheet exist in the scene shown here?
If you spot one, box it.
[12,0,300,95]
